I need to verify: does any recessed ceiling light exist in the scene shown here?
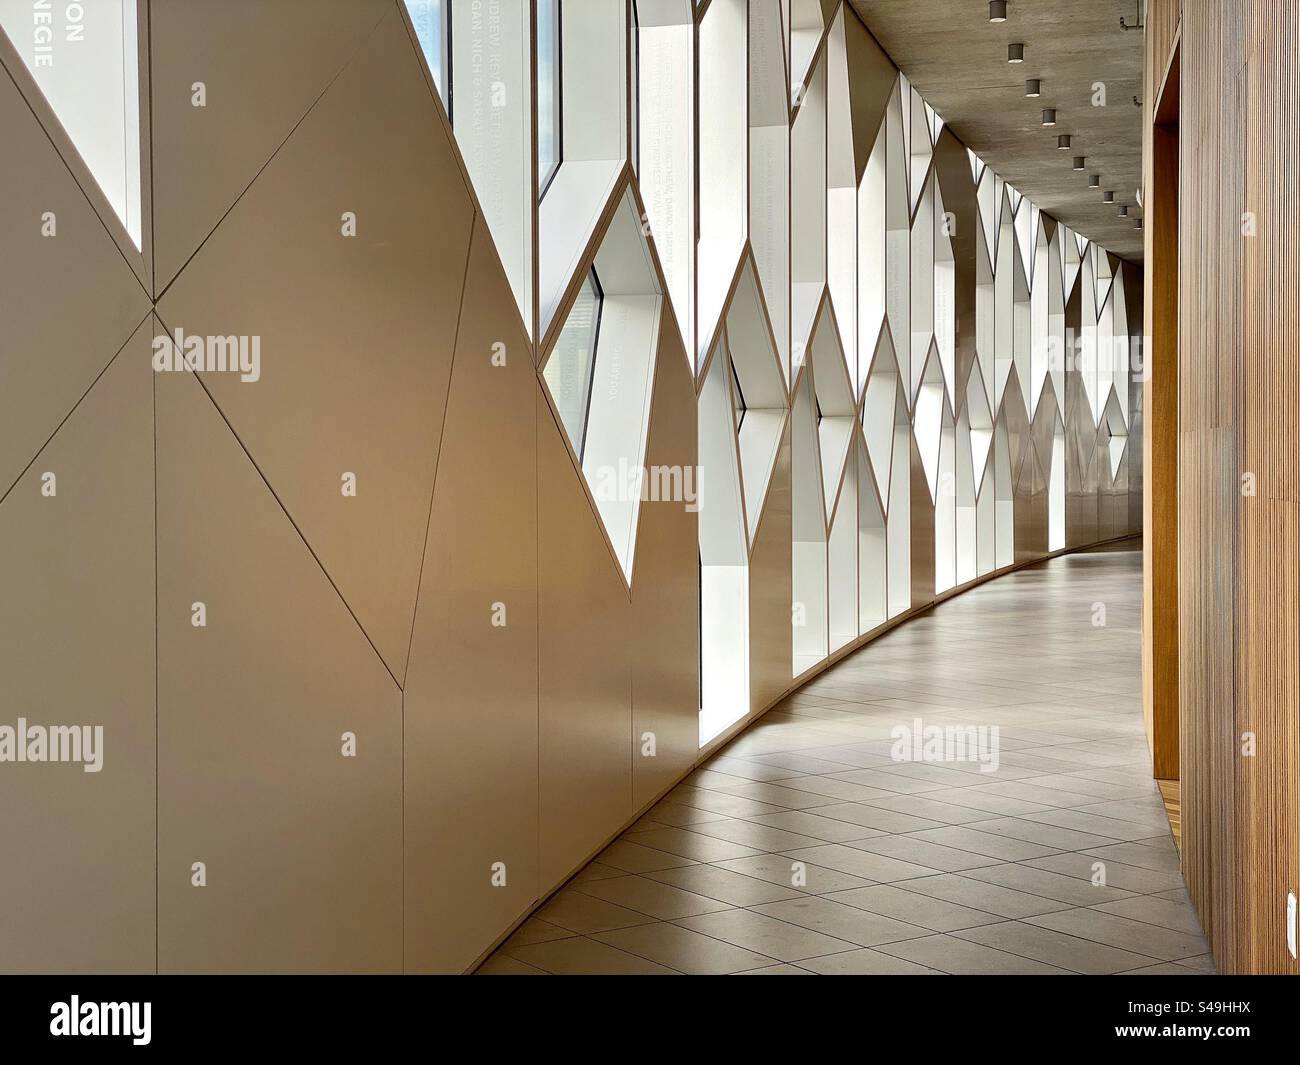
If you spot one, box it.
[1041,108,1056,126]
[1103,191,1115,203]
[989,1,1008,22]
[1025,79,1041,97]
[1008,43,1025,63]
[1073,156,1087,170]
[1057,134,1072,149]
[1088,174,1100,188]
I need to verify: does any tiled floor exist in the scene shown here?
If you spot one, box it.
[479,548,1213,975]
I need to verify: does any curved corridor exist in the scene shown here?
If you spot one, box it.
[481,547,1211,975]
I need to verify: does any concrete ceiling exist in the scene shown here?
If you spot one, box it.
[848,0,1145,261]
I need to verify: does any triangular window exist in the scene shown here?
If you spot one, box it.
[0,1,143,247]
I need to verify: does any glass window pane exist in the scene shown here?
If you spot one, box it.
[538,0,562,194]
[544,269,602,459]
[405,1,449,110]
[0,0,142,248]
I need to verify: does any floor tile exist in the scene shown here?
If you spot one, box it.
[827,769,951,794]
[643,864,806,906]
[505,936,678,975]
[874,933,1072,975]
[906,825,1061,861]
[781,843,940,882]
[750,752,869,776]
[569,861,630,883]
[1082,840,1183,873]
[974,780,1104,808]
[668,786,785,819]
[798,948,943,975]
[627,826,765,863]
[751,895,931,947]
[1020,808,1166,842]
[575,875,733,920]
[863,794,997,825]
[959,863,1135,906]
[502,917,575,948]
[592,923,774,975]
[715,781,844,810]
[1026,908,1208,960]
[763,775,904,802]
[705,757,798,782]
[901,873,1074,918]
[714,853,875,894]
[674,909,861,962]
[872,762,1005,788]
[954,921,1158,975]
[535,889,660,934]
[1092,895,1206,936]
[476,954,549,975]
[595,840,698,874]
[686,768,762,792]
[632,802,731,828]
[685,817,828,852]
[954,815,1116,851]
[805,801,946,834]
[846,834,1001,873]
[743,809,885,843]
[825,884,1006,932]
[919,787,1057,817]
[1024,852,1183,893]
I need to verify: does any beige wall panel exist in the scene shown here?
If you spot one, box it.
[1066,486,1100,548]
[843,11,898,181]
[631,323,699,809]
[908,437,936,607]
[403,218,540,974]
[1065,372,1100,548]
[149,0,389,289]
[156,371,402,974]
[933,129,978,394]
[1014,446,1050,561]
[0,57,150,496]
[749,422,794,708]
[157,9,474,683]
[538,400,633,887]
[0,322,155,974]
[1099,456,1129,539]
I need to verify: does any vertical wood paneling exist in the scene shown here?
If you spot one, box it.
[1142,21,1181,781]
[1236,0,1300,974]
[1148,0,1183,90]
[1154,0,1300,974]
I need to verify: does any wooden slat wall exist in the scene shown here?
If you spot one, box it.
[1237,0,1300,975]
[1141,0,1180,782]
[1148,0,1182,73]
[1149,0,1300,974]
